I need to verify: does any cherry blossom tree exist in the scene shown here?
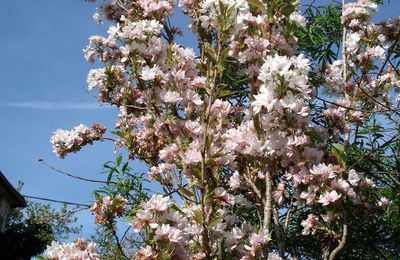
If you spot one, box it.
[45,0,400,259]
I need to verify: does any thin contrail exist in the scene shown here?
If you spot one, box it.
[5,101,108,110]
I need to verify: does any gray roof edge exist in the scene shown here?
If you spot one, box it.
[0,171,27,207]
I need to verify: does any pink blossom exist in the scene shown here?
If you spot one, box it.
[252,86,277,113]
[210,99,232,118]
[234,195,251,208]
[138,0,175,17]
[121,20,163,40]
[191,76,207,88]
[347,169,361,186]
[148,163,173,180]
[244,229,270,254]
[317,190,342,206]
[273,183,285,205]
[183,149,202,164]
[44,239,100,260]
[185,120,203,135]
[290,11,307,27]
[214,187,235,205]
[160,90,183,103]
[135,245,157,259]
[309,163,336,179]
[301,214,319,235]
[299,186,318,205]
[51,124,106,158]
[142,194,173,212]
[155,224,186,245]
[87,68,106,90]
[159,143,180,162]
[131,209,156,232]
[268,252,283,260]
[342,0,378,24]
[229,171,242,191]
[140,65,160,81]
[223,123,263,155]
[346,32,361,53]
[377,197,391,208]
[224,227,244,251]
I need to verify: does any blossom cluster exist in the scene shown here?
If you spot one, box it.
[44,238,100,260]
[132,194,272,259]
[49,0,398,258]
[51,123,106,158]
[323,0,400,111]
[90,194,128,224]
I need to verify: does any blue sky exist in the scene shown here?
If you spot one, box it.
[0,0,195,240]
[0,0,119,238]
[1,0,399,241]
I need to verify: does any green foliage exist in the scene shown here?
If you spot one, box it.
[217,58,250,104]
[335,115,400,259]
[92,155,149,258]
[0,199,81,259]
[96,154,148,206]
[297,4,342,67]
[296,1,400,258]
[331,143,348,168]
[25,202,82,240]
[0,218,53,260]
[91,225,130,260]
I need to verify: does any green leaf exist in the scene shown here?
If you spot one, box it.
[305,128,324,143]
[246,0,265,10]
[331,143,348,168]
[122,162,129,172]
[107,171,114,182]
[171,204,185,214]
[116,154,122,166]
[281,4,295,16]
[193,210,203,224]
[209,217,223,226]
[203,43,218,64]
[180,186,195,197]
[93,191,102,201]
[36,256,50,260]
[218,89,238,98]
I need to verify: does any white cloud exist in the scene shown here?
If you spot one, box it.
[5,101,108,110]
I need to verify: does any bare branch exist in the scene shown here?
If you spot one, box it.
[38,158,117,184]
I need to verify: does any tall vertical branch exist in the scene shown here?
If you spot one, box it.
[329,213,348,260]
[273,206,285,258]
[342,0,351,148]
[198,20,222,258]
[264,171,273,232]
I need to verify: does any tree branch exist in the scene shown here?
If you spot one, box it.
[328,213,348,260]
[263,171,272,232]
[38,158,117,184]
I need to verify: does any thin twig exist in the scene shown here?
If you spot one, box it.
[377,31,400,78]
[120,226,131,243]
[243,166,262,199]
[38,158,117,184]
[357,85,400,116]
[348,134,400,169]
[315,96,367,112]
[109,220,129,260]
